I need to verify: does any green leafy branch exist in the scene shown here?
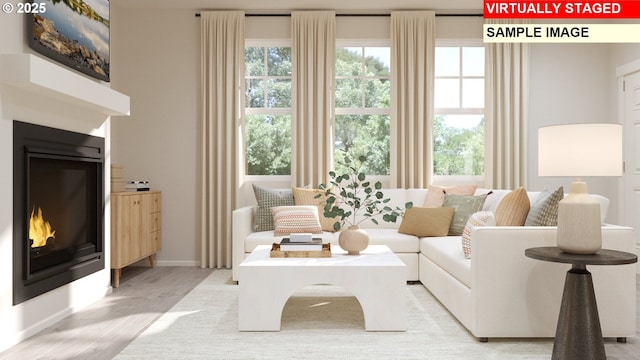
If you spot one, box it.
[316,152,412,231]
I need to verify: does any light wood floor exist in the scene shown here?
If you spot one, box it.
[0,266,214,360]
[1,268,638,360]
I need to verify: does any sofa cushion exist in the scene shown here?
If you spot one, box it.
[525,186,563,226]
[420,236,471,287]
[591,194,610,223]
[443,193,490,236]
[364,229,420,252]
[423,184,478,208]
[271,206,322,235]
[494,187,530,226]
[398,207,455,237]
[461,211,496,259]
[252,184,295,231]
[292,187,336,232]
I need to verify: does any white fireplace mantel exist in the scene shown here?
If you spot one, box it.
[0,54,130,116]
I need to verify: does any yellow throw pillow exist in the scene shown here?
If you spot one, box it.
[494,187,530,226]
[398,207,455,237]
[423,184,478,208]
[292,187,336,232]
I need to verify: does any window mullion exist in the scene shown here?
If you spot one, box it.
[263,48,269,108]
[361,47,366,108]
[459,46,464,111]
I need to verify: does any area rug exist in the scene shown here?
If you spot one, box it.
[114,270,553,359]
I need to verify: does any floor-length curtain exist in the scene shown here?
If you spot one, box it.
[485,20,530,189]
[200,11,244,268]
[291,11,335,187]
[390,11,435,188]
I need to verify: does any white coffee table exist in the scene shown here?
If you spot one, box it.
[238,244,406,331]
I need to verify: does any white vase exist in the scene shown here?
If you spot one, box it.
[339,225,369,255]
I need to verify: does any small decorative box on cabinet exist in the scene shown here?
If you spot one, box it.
[111,191,162,287]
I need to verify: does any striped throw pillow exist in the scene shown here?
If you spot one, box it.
[525,187,564,226]
[494,187,530,226]
[271,206,323,236]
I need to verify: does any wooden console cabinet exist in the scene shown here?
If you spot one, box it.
[111,191,161,287]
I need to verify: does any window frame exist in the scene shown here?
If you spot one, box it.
[334,42,392,177]
[241,39,487,185]
[243,40,293,179]
[432,41,486,186]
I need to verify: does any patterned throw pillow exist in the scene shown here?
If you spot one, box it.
[423,184,478,208]
[524,186,564,226]
[494,186,530,226]
[252,184,295,231]
[443,193,491,236]
[397,207,455,237]
[271,206,323,236]
[292,187,336,232]
[462,211,496,259]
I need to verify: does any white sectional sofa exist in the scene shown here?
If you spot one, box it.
[232,188,637,341]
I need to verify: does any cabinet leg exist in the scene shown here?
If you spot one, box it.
[149,254,155,268]
[113,269,121,288]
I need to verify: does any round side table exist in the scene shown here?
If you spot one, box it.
[525,246,637,360]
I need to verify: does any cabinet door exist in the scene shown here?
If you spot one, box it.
[111,194,145,267]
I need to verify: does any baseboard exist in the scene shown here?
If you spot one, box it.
[130,259,200,267]
[155,260,201,267]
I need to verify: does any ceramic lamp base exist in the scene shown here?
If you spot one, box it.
[557,182,602,255]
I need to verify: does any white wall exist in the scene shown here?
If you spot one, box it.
[527,43,619,222]
[527,42,640,225]
[0,10,115,353]
[110,8,200,266]
[110,9,631,268]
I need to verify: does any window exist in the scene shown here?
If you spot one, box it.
[335,46,391,176]
[433,46,485,177]
[244,46,292,175]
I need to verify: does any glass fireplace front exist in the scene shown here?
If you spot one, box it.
[13,121,105,305]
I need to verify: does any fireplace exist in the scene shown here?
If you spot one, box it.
[13,121,105,305]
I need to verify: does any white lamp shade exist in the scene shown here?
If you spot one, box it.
[538,123,622,177]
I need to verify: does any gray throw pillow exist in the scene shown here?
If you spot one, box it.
[524,186,564,226]
[443,193,491,236]
[252,184,295,231]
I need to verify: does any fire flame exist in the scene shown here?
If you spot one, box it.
[29,207,55,248]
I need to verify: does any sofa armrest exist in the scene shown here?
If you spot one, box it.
[470,225,635,276]
[468,224,636,337]
[232,206,255,282]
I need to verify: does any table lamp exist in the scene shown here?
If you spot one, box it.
[538,123,622,254]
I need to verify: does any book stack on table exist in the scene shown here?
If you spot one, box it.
[270,233,330,258]
[279,235,323,251]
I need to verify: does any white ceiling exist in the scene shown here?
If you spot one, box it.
[111,0,483,14]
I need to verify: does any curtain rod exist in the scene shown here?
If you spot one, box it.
[195,13,482,18]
